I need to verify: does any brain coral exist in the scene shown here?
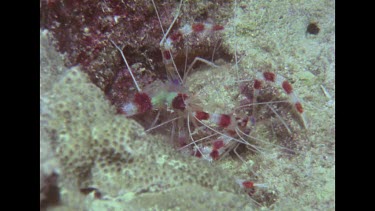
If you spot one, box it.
[40,30,253,210]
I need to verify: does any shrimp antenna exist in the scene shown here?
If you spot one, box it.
[110,39,141,92]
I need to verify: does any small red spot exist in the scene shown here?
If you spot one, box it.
[178,136,187,147]
[254,79,262,89]
[179,141,187,148]
[134,92,152,113]
[172,93,188,111]
[213,140,224,150]
[295,102,304,113]
[170,32,183,42]
[193,150,202,158]
[263,72,276,82]
[242,181,254,188]
[94,191,102,199]
[116,107,126,114]
[219,114,231,128]
[163,51,171,60]
[192,23,205,32]
[212,24,224,31]
[226,130,236,137]
[195,111,210,120]
[282,80,293,94]
[210,150,220,160]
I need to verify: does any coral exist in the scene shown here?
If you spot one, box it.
[40,29,66,95]
[88,184,252,210]
[89,116,243,196]
[41,66,252,208]
[40,0,335,209]
[40,129,60,209]
[42,64,113,188]
[221,0,335,209]
[40,30,62,209]
[40,0,233,94]
[40,30,254,210]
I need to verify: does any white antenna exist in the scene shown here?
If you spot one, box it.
[110,40,141,92]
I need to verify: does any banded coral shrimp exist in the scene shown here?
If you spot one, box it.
[107,0,309,205]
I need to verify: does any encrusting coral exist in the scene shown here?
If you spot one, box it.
[40,30,253,210]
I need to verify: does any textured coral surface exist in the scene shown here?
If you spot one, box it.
[40,0,335,210]
[40,30,253,210]
[40,0,232,96]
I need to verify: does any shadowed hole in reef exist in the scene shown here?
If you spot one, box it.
[40,172,61,210]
